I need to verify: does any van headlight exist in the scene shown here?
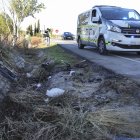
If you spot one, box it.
[107,24,121,33]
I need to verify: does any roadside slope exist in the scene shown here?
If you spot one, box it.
[0,42,140,140]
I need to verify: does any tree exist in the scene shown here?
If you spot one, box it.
[34,23,37,36]
[36,19,40,33]
[8,0,45,45]
[30,25,33,36]
[0,13,13,35]
[27,25,33,36]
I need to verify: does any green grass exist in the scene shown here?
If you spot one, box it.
[45,44,81,65]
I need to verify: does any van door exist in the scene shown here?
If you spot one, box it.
[77,11,90,47]
[89,9,101,47]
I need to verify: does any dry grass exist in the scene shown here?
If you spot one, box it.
[0,117,59,140]
[31,36,42,47]
[9,90,45,106]
[1,81,140,140]
[0,38,140,140]
[0,38,20,72]
[87,107,140,138]
[3,90,140,140]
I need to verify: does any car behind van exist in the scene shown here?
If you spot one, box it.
[77,5,140,55]
[62,32,75,40]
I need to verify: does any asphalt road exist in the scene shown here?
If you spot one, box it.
[55,39,140,83]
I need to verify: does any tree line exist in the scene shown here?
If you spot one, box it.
[26,20,41,36]
[0,0,45,45]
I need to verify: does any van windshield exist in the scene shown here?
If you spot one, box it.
[100,7,140,21]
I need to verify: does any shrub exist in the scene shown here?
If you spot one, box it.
[31,36,42,47]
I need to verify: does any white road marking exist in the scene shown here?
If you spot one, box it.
[114,54,140,63]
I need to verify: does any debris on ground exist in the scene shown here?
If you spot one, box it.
[46,88,65,97]
[0,41,140,140]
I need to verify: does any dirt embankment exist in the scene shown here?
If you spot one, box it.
[0,43,140,140]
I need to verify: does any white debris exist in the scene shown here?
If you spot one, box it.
[69,70,75,76]
[26,73,32,78]
[46,88,65,97]
[44,98,49,103]
[48,76,51,79]
[36,83,41,88]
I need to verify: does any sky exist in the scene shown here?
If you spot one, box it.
[21,0,140,35]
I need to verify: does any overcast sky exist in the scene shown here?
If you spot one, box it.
[21,0,140,34]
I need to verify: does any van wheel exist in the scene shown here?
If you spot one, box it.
[98,38,107,55]
[78,38,84,49]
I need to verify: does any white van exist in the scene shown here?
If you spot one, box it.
[77,5,140,55]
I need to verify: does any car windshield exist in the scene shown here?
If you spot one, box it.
[99,7,140,21]
[64,32,72,35]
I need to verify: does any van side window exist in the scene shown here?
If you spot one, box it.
[91,9,101,23]
[78,11,90,25]
[92,10,96,17]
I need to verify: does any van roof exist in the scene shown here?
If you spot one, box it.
[93,5,122,9]
[93,5,134,11]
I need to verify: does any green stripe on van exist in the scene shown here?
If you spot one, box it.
[79,24,98,28]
